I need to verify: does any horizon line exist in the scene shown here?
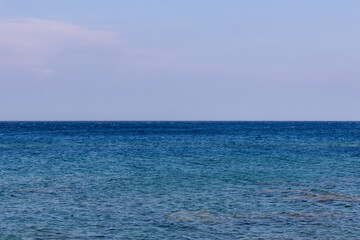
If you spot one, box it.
[0,120,359,122]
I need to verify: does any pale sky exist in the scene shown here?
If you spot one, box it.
[0,0,359,120]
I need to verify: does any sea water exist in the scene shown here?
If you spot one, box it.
[1,122,360,239]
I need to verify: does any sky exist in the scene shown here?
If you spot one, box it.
[0,0,359,121]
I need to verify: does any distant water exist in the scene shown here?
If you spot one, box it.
[1,122,360,239]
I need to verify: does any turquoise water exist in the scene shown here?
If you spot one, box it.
[1,122,360,239]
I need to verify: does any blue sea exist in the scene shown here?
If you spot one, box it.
[1,122,360,239]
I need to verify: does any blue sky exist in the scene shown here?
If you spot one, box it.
[0,0,359,120]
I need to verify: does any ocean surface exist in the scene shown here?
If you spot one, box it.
[1,121,360,240]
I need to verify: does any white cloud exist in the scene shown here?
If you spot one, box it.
[0,18,178,83]
[0,18,125,80]
[35,67,56,78]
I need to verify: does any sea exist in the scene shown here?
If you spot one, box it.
[1,121,360,239]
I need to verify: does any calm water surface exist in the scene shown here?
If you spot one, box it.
[1,122,360,239]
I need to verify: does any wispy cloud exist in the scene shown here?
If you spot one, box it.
[0,18,125,80]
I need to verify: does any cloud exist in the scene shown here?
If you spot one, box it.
[35,67,56,78]
[0,18,125,80]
